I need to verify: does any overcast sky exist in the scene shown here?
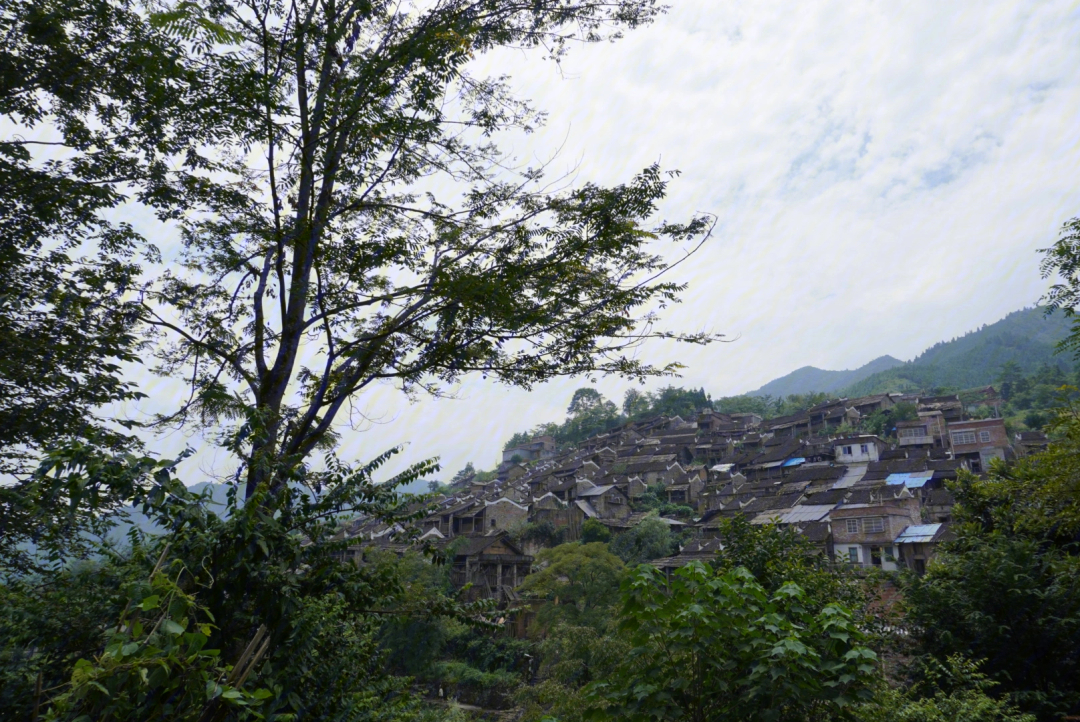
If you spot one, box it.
[139,0,1080,483]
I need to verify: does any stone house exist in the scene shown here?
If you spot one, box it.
[1015,430,1050,457]
[530,493,586,540]
[961,386,1003,418]
[549,478,579,502]
[807,400,859,434]
[896,412,948,448]
[848,394,896,417]
[576,484,632,521]
[482,497,529,532]
[423,499,477,537]
[697,411,734,431]
[729,412,763,429]
[922,488,955,523]
[830,490,920,571]
[765,412,812,438]
[918,394,964,423]
[502,435,557,464]
[947,418,1011,473]
[665,475,705,507]
[496,463,529,482]
[832,436,887,464]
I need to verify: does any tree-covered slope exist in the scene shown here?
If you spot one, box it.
[747,355,904,397]
[840,307,1073,396]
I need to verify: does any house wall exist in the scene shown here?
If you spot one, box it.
[594,490,631,521]
[948,419,1010,453]
[834,542,901,571]
[897,540,940,574]
[834,442,881,463]
[530,507,584,541]
[455,512,485,535]
[485,500,528,531]
[831,502,919,572]
[896,422,935,447]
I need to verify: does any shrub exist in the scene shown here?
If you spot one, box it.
[581,519,611,543]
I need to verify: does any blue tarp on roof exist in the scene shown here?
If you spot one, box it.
[885,470,934,488]
[782,457,807,468]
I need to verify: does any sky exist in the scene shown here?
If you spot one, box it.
[135,0,1080,483]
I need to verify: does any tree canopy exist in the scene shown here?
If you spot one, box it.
[900,404,1080,719]
[135,0,715,498]
[587,563,878,722]
[3,0,717,504]
[520,542,625,632]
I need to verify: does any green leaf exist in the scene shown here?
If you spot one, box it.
[140,594,161,611]
[161,619,185,635]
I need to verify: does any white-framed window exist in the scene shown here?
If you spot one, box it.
[952,431,977,445]
[860,444,869,454]
[847,547,859,563]
[864,517,885,533]
[845,518,860,534]
[842,445,853,455]
[979,430,992,443]
[899,427,928,438]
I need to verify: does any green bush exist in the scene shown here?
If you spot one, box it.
[518,520,567,549]
[580,519,611,543]
[586,563,878,721]
[857,656,1035,722]
[609,517,675,564]
[437,661,521,708]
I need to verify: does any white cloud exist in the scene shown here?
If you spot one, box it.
[124,0,1080,482]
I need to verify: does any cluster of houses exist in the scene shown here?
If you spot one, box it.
[342,388,1048,601]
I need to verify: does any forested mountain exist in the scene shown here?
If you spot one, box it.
[840,307,1073,396]
[747,355,903,397]
[744,307,1073,399]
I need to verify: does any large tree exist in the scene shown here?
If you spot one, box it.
[120,0,719,498]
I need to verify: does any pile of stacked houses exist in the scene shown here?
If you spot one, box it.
[342,388,1049,601]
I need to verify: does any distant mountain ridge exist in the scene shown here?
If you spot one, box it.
[746,355,904,397]
[840,307,1072,396]
[745,306,1073,398]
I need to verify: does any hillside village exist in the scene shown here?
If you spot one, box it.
[344,386,1048,603]
[10,0,1080,718]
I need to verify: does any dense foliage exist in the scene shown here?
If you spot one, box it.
[520,543,625,632]
[586,563,879,722]
[0,443,488,721]
[856,656,1035,722]
[0,0,208,476]
[899,401,1080,720]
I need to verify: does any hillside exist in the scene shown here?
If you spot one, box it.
[747,355,904,397]
[840,307,1073,396]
